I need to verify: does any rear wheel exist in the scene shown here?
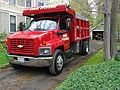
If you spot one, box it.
[79,40,89,55]
[49,49,65,76]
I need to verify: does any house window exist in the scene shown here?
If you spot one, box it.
[38,2,44,6]
[26,0,31,7]
[9,0,16,5]
[10,15,16,32]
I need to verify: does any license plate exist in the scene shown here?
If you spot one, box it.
[18,57,24,63]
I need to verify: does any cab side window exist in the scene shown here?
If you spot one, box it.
[60,18,71,30]
[60,19,66,30]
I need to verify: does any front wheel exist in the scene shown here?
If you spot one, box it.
[49,49,65,76]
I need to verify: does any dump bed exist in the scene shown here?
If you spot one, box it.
[70,13,90,42]
[23,4,75,18]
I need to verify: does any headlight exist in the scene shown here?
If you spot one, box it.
[39,47,52,56]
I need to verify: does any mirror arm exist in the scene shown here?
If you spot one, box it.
[19,22,24,31]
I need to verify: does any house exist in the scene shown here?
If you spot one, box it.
[0,0,47,34]
[91,29,104,40]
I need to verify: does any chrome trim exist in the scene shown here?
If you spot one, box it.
[10,57,51,67]
[7,54,53,60]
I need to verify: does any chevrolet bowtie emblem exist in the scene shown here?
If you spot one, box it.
[17,45,24,48]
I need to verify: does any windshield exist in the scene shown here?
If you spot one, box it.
[26,19,58,31]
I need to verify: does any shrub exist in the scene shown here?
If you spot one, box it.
[0,32,7,52]
[0,32,7,41]
[55,61,120,90]
[115,51,120,61]
[0,32,9,67]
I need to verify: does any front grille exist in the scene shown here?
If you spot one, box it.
[10,39,34,55]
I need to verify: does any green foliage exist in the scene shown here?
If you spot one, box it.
[117,14,120,32]
[0,32,7,52]
[0,51,9,68]
[0,32,9,68]
[115,51,120,61]
[70,0,104,28]
[55,61,120,90]
[0,32,7,40]
[85,49,104,65]
[0,44,5,52]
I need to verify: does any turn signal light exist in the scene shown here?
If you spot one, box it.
[42,41,47,46]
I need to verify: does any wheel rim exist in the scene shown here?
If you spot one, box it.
[86,45,89,53]
[56,55,64,71]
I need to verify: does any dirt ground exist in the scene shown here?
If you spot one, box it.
[0,40,103,90]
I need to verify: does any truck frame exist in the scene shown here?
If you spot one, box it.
[6,4,90,75]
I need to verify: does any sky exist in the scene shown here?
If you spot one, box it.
[88,0,97,15]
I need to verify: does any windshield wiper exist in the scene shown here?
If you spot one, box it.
[36,28,47,31]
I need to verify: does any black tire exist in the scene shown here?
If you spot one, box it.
[10,63,21,69]
[79,40,89,55]
[79,42,83,54]
[49,49,65,76]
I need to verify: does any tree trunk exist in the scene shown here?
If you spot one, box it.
[104,0,111,60]
[118,31,120,40]
[110,0,118,59]
[118,23,120,40]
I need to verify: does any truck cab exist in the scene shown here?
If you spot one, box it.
[6,4,90,75]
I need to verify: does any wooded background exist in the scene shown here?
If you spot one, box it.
[70,0,120,60]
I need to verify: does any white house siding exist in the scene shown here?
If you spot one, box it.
[17,15,25,31]
[0,12,9,33]
[17,0,25,7]
[0,2,24,14]
[0,0,47,33]
[0,1,25,33]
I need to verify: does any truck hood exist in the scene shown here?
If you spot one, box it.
[8,31,53,41]
[9,31,46,39]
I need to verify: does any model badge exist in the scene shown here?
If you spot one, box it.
[17,45,24,48]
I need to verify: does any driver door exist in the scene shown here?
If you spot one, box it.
[59,18,71,51]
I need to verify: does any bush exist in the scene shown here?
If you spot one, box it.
[55,61,120,90]
[0,32,7,52]
[0,32,7,41]
[115,51,120,61]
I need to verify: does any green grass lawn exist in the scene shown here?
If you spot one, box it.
[85,49,104,65]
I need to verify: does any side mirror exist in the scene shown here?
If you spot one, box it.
[66,18,72,30]
[19,22,24,31]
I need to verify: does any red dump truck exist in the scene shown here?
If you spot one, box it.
[6,4,90,75]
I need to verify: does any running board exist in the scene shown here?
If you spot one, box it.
[65,57,75,64]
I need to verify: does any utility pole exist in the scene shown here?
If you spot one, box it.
[104,0,111,60]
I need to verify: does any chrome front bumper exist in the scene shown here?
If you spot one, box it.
[8,54,53,67]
